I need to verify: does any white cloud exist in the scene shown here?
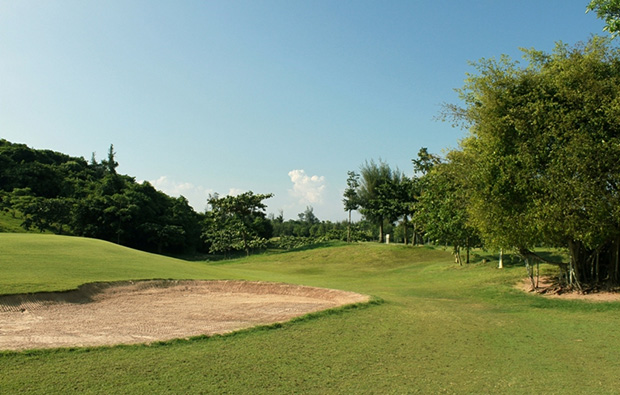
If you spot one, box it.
[227,188,244,196]
[288,169,326,204]
[150,176,212,212]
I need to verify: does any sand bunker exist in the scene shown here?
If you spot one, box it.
[0,280,370,351]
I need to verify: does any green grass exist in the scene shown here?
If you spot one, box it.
[0,234,234,295]
[2,234,620,393]
[0,211,32,233]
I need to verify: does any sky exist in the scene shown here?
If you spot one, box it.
[0,1,608,221]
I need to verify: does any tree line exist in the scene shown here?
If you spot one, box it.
[0,142,205,253]
[343,151,480,266]
[0,140,372,256]
[347,32,620,290]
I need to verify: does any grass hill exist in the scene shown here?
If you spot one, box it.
[0,211,33,233]
[1,234,620,393]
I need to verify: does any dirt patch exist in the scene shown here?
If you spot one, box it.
[518,277,620,302]
[0,280,370,351]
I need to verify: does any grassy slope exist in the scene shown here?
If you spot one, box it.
[0,234,236,295]
[1,234,620,393]
[0,211,33,233]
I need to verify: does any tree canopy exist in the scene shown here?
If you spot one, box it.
[203,191,273,256]
[445,36,620,287]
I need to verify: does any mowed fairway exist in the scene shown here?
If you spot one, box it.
[2,234,620,393]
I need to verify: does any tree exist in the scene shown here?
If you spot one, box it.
[412,147,441,176]
[298,206,319,225]
[444,37,620,287]
[101,144,119,174]
[203,191,273,256]
[343,171,360,242]
[357,160,398,243]
[374,171,412,244]
[587,0,620,37]
[409,147,442,245]
[414,153,481,264]
[21,197,73,234]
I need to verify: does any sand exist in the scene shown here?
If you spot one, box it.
[0,280,369,351]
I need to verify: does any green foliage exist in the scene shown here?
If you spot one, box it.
[343,171,361,243]
[414,154,481,263]
[270,211,375,243]
[587,0,620,37]
[268,235,329,250]
[0,140,205,254]
[21,197,72,234]
[357,159,408,242]
[412,147,441,176]
[203,192,273,256]
[445,37,620,285]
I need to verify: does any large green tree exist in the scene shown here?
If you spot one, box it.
[446,37,620,288]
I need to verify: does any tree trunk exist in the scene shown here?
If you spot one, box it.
[466,237,470,264]
[379,220,384,243]
[525,257,535,290]
[615,237,620,283]
[347,210,351,243]
[242,231,249,256]
[568,240,583,291]
[454,246,462,266]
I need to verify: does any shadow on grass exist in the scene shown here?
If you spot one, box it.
[168,241,349,262]
[468,247,569,269]
[279,241,346,253]
[167,250,256,262]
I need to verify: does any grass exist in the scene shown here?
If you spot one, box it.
[0,211,32,233]
[2,234,620,393]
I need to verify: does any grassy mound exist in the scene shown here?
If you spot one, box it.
[0,234,229,295]
[2,234,620,393]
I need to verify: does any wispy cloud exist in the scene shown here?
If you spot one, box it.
[288,169,326,204]
[150,176,212,212]
[227,188,244,196]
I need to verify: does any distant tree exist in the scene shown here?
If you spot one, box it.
[298,206,319,225]
[101,144,119,175]
[410,148,442,244]
[203,191,273,256]
[357,159,396,243]
[390,175,417,245]
[343,171,360,243]
[373,170,409,242]
[0,139,207,254]
[7,188,34,218]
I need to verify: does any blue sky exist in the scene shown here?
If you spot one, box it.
[0,1,607,221]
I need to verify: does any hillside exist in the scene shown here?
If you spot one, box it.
[0,233,224,295]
